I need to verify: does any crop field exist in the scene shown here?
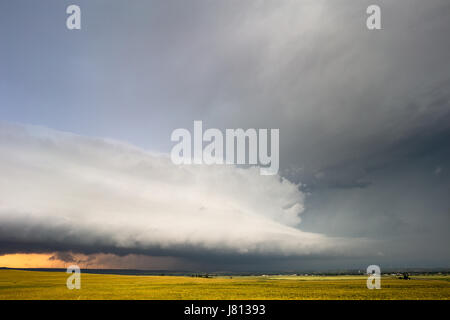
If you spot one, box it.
[0,269,449,300]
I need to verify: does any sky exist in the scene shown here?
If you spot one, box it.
[0,0,449,271]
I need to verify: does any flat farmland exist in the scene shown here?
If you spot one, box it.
[0,270,449,300]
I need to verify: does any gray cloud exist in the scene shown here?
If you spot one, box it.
[48,252,76,263]
[0,0,449,269]
[0,124,369,265]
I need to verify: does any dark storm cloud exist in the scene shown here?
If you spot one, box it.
[0,0,449,269]
[0,124,371,270]
[48,252,76,263]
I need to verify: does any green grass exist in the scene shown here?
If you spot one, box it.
[0,270,449,300]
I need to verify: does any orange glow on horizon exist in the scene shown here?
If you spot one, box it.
[0,253,182,269]
[0,253,67,268]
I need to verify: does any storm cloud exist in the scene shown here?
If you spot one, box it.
[0,124,365,262]
[0,0,449,269]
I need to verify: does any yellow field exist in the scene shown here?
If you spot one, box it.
[0,269,449,300]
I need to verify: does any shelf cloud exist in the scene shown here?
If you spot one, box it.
[0,123,364,261]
